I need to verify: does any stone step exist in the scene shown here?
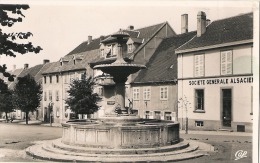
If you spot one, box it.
[26,143,206,162]
[52,138,190,154]
[42,142,198,158]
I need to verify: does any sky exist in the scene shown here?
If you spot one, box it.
[0,0,257,70]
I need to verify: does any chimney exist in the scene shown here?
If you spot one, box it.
[127,25,134,30]
[43,59,50,64]
[88,36,92,44]
[181,14,188,34]
[197,11,207,37]
[100,35,105,41]
[12,65,16,72]
[206,19,211,26]
[24,63,29,69]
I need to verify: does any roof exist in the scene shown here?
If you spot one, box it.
[19,64,44,78]
[176,12,253,53]
[88,22,172,65]
[34,62,53,83]
[133,31,196,83]
[66,36,106,56]
[42,50,100,74]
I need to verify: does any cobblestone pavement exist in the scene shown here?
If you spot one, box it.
[0,122,253,162]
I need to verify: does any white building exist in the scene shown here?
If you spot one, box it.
[176,12,253,132]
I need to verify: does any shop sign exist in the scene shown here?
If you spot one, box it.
[189,76,253,85]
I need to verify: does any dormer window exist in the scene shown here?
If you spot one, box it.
[60,61,63,66]
[128,44,133,53]
[106,44,117,58]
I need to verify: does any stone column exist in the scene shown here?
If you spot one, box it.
[113,76,127,114]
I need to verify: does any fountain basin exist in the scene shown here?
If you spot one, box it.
[61,118,179,149]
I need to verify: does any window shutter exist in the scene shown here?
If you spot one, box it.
[195,55,199,76]
[195,54,204,77]
[199,55,204,76]
[221,51,232,75]
[226,51,232,74]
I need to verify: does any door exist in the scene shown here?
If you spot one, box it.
[222,89,232,127]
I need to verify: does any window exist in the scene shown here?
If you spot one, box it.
[44,91,47,101]
[195,89,204,111]
[154,111,161,120]
[107,44,117,57]
[49,90,52,101]
[56,107,60,117]
[133,88,140,100]
[221,50,232,75]
[56,75,59,83]
[44,76,47,84]
[112,44,117,56]
[145,111,151,119]
[143,87,151,100]
[56,90,59,101]
[164,112,172,121]
[128,44,133,53]
[160,87,168,100]
[195,121,204,127]
[49,75,52,84]
[194,54,204,77]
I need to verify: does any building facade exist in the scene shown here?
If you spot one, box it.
[131,28,196,121]
[176,12,253,132]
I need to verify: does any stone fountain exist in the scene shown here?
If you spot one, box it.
[25,30,214,162]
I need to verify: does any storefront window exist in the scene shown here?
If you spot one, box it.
[154,111,161,120]
[164,112,172,120]
[145,111,150,119]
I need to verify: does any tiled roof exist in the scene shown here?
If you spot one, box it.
[41,61,62,74]
[42,50,100,74]
[133,31,196,83]
[130,38,143,44]
[136,22,166,40]
[176,13,253,53]
[90,22,169,65]
[19,64,44,78]
[66,37,105,56]
[34,62,53,83]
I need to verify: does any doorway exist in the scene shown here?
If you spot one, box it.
[222,89,232,127]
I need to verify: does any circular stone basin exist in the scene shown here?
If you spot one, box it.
[94,63,146,79]
[61,117,179,149]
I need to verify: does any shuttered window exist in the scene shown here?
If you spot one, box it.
[194,54,204,77]
[221,50,232,75]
